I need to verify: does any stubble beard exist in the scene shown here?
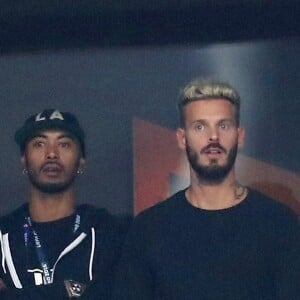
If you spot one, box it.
[26,166,78,194]
[28,175,76,194]
[186,142,238,184]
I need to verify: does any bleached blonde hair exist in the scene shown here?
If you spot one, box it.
[178,78,241,127]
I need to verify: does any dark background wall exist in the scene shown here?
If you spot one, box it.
[0,1,299,217]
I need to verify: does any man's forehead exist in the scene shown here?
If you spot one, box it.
[29,129,77,140]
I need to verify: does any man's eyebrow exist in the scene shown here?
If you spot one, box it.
[57,133,78,142]
[191,118,229,123]
[58,134,74,138]
[190,118,235,124]
[218,118,235,123]
[30,133,76,140]
[31,134,47,139]
[191,119,206,123]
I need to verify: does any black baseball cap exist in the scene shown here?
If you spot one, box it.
[15,109,85,157]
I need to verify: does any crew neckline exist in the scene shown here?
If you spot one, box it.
[180,188,251,214]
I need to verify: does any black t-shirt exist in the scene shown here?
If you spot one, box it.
[25,213,79,281]
[113,189,300,300]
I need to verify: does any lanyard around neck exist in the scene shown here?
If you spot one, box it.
[24,213,81,285]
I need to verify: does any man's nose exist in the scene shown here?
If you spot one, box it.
[208,127,219,142]
[46,144,59,159]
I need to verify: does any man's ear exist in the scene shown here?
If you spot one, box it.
[176,128,186,150]
[237,126,245,149]
[20,155,26,168]
[79,157,86,170]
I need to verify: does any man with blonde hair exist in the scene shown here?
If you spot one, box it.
[113,78,300,299]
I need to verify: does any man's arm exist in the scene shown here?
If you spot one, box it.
[0,281,69,300]
[112,222,154,300]
[276,214,300,300]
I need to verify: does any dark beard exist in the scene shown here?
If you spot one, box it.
[186,142,238,184]
[27,172,77,194]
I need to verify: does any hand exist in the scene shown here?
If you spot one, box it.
[0,278,7,291]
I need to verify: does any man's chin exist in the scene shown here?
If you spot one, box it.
[32,181,70,194]
[193,164,233,183]
[206,157,226,166]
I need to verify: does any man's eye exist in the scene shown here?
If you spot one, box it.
[219,122,231,130]
[60,142,70,148]
[195,124,205,131]
[33,141,44,147]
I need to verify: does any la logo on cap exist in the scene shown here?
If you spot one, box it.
[35,110,64,122]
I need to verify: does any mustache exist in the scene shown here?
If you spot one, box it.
[200,142,226,154]
[41,162,63,172]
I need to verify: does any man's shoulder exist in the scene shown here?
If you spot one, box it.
[77,204,129,241]
[248,189,294,211]
[246,189,299,224]
[77,204,118,228]
[134,189,186,223]
[0,204,28,231]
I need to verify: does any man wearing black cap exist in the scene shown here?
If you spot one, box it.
[0,109,122,299]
